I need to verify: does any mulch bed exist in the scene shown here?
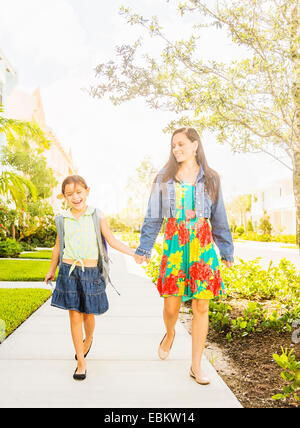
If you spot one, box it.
[180,300,300,408]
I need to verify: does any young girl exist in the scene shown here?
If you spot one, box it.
[45,175,135,380]
[134,127,234,385]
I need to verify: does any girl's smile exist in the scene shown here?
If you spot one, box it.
[64,183,90,212]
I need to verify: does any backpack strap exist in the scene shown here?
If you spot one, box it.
[55,215,65,266]
[92,208,120,296]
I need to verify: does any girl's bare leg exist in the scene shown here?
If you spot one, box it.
[160,296,182,351]
[83,314,95,354]
[191,299,209,376]
[69,310,86,374]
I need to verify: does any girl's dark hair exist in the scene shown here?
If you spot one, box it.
[61,175,88,195]
[155,127,220,204]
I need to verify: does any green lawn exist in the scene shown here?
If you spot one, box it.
[0,259,58,281]
[0,288,52,340]
[19,250,52,259]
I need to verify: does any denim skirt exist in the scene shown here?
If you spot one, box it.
[51,262,109,315]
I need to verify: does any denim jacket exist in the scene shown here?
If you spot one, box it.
[135,165,234,262]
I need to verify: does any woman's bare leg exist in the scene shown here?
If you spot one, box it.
[160,296,182,351]
[69,310,86,374]
[191,299,209,376]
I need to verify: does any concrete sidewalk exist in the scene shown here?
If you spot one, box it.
[0,250,242,408]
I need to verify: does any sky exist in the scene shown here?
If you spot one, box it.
[0,0,292,214]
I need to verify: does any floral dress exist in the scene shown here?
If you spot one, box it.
[157,180,225,301]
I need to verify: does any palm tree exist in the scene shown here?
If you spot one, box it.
[0,171,37,208]
[0,105,46,141]
[0,105,48,208]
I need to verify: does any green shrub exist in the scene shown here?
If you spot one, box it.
[247,220,254,232]
[21,222,56,248]
[272,347,300,404]
[0,239,22,258]
[258,210,273,235]
[20,241,36,252]
[272,234,296,244]
[236,226,245,235]
[239,231,258,241]
[0,204,14,239]
[220,257,300,305]
[209,300,232,332]
[236,231,296,244]
[257,233,272,242]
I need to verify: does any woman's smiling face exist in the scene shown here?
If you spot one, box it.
[63,183,90,210]
[172,132,198,163]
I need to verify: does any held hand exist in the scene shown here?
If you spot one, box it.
[134,253,144,264]
[45,271,55,285]
[133,253,150,265]
[222,260,234,268]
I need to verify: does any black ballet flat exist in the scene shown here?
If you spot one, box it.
[73,367,87,381]
[75,338,93,360]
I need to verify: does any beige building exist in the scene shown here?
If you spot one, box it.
[6,88,78,211]
[251,175,296,235]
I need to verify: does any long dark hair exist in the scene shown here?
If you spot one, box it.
[154,127,220,204]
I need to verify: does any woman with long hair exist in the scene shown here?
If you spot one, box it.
[134,127,234,385]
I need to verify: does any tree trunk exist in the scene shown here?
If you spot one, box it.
[11,223,15,240]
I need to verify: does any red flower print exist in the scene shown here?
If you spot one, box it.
[159,255,168,278]
[189,260,214,293]
[189,260,213,283]
[178,269,186,279]
[207,269,222,296]
[195,219,212,247]
[178,221,190,246]
[163,274,179,295]
[157,277,163,295]
[189,277,198,293]
[185,209,196,222]
[165,218,177,240]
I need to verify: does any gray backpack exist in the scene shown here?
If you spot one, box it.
[55,208,120,295]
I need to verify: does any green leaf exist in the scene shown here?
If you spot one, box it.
[272,394,285,400]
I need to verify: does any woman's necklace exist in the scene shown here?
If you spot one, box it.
[175,165,200,185]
